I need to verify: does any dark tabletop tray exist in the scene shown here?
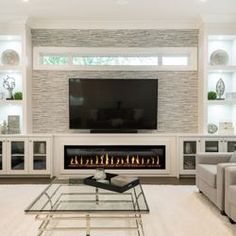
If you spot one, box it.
[83,173,140,193]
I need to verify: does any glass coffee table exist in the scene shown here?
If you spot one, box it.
[25,178,149,236]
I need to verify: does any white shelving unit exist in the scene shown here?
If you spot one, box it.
[0,25,32,134]
[206,34,236,134]
[0,34,23,134]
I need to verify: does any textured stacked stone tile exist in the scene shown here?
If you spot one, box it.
[32,71,198,133]
[31,29,198,47]
[32,29,199,133]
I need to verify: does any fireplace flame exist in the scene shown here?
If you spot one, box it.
[126,155,129,164]
[106,153,109,165]
[100,155,104,165]
[69,153,161,168]
[116,158,120,165]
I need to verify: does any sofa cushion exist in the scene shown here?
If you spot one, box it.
[229,186,236,206]
[197,164,217,188]
[229,152,236,163]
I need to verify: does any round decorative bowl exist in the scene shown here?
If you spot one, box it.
[208,123,218,134]
[210,49,229,66]
[1,49,20,65]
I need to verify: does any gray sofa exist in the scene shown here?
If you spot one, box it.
[225,166,236,223]
[196,153,234,213]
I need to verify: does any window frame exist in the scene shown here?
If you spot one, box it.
[33,47,197,71]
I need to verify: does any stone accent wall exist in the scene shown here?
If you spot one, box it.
[32,71,198,133]
[31,29,198,47]
[32,29,199,133]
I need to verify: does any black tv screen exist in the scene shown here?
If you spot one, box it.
[69,79,158,131]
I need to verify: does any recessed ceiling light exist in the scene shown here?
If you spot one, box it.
[199,0,207,2]
[22,0,29,2]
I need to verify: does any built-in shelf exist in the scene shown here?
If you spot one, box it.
[0,65,23,72]
[0,32,26,134]
[208,100,236,105]
[0,100,23,105]
[11,154,24,157]
[208,65,236,72]
[33,154,46,157]
[206,34,236,133]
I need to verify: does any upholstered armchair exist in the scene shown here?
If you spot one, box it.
[225,166,236,223]
[196,153,235,213]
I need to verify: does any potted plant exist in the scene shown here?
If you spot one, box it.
[13,91,23,100]
[208,91,217,100]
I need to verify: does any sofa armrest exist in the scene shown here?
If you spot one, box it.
[216,163,236,210]
[225,166,236,215]
[196,153,232,165]
[225,166,236,186]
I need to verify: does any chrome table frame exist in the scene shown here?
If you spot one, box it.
[25,180,149,236]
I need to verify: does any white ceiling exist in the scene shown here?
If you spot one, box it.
[0,0,236,26]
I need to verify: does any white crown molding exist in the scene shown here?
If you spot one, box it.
[0,23,26,34]
[204,22,236,35]
[27,18,201,30]
[202,14,236,24]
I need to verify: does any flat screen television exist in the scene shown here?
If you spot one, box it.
[69,78,158,132]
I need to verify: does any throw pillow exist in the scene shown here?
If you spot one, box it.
[229,152,236,163]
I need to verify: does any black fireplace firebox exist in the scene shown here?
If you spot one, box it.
[64,145,166,169]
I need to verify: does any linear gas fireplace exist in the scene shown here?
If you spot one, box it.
[64,145,166,169]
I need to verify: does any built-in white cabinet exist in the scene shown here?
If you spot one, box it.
[0,138,6,174]
[0,136,51,176]
[224,138,236,152]
[7,137,27,174]
[179,136,236,175]
[28,138,51,174]
[180,138,201,175]
[201,137,222,153]
[202,137,236,153]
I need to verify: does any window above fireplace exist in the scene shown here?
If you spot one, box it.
[33,47,197,71]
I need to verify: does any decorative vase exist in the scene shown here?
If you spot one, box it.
[0,120,8,134]
[3,75,15,100]
[185,143,192,154]
[6,88,14,99]
[39,143,46,154]
[216,78,225,100]
[94,168,106,180]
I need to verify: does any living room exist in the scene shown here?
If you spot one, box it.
[0,0,236,235]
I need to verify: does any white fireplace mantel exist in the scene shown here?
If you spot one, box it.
[52,134,178,177]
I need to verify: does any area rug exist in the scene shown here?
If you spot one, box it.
[0,185,235,236]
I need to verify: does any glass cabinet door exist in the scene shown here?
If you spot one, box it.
[227,141,236,152]
[205,140,219,152]
[11,141,25,170]
[0,141,2,171]
[183,141,197,170]
[32,141,47,170]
